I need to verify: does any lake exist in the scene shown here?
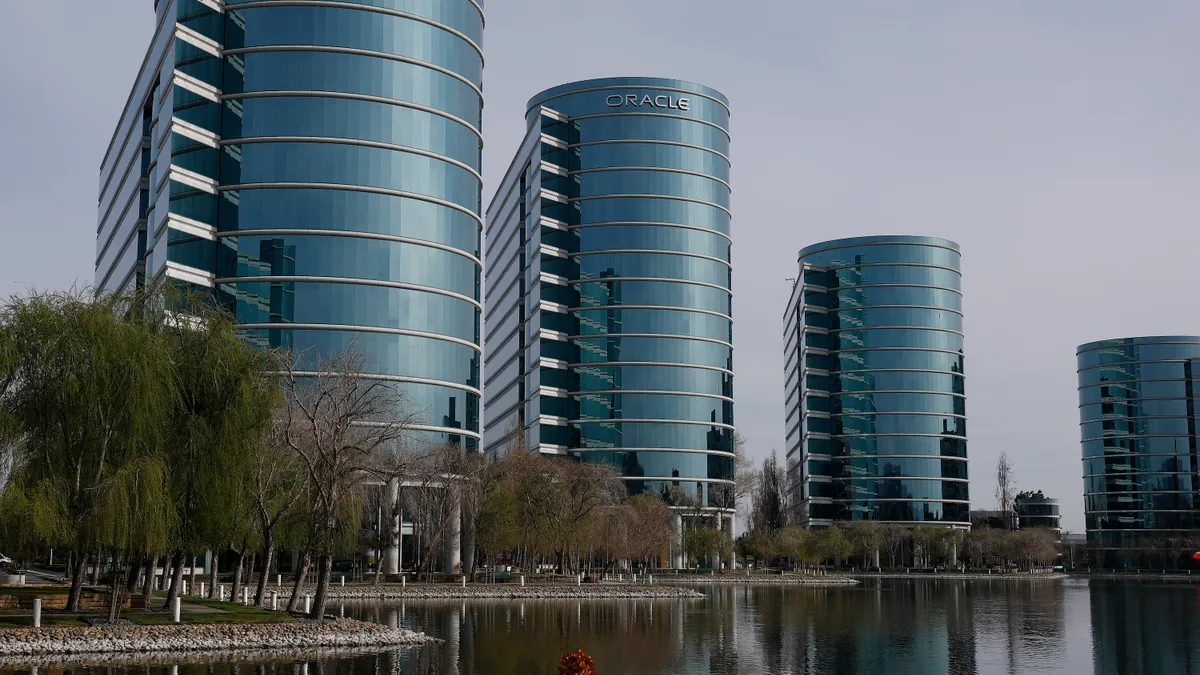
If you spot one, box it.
[5,578,1200,674]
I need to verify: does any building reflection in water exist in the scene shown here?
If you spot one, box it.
[1090,581,1200,674]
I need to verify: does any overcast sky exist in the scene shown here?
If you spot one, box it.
[4,1,1200,532]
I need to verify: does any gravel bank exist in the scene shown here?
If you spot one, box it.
[656,575,860,586]
[282,584,704,600]
[0,618,434,657]
[0,644,404,670]
[851,573,1066,582]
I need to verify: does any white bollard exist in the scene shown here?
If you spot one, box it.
[649,574,654,585]
[276,574,281,587]
[219,585,225,602]
[182,580,188,596]
[577,574,581,586]
[462,576,467,588]
[242,587,249,605]
[32,599,41,628]
[199,582,206,597]
[633,573,638,584]
[619,574,623,582]
[172,596,181,623]
[341,576,345,587]
[271,591,278,611]
[402,575,406,588]
[520,575,525,587]
[303,595,311,615]
[340,604,344,618]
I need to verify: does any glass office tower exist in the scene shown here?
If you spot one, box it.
[483,78,735,531]
[95,0,485,452]
[1077,336,1200,559]
[784,236,969,528]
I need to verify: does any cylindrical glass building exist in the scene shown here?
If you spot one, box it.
[1077,336,1200,558]
[784,235,968,527]
[483,77,734,514]
[159,0,485,450]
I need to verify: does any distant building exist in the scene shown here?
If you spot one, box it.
[970,510,1007,530]
[1077,336,1200,557]
[1015,491,1061,531]
[784,236,969,529]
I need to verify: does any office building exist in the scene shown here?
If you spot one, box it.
[1077,336,1200,557]
[483,78,735,534]
[784,236,969,528]
[94,0,485,453]
[1015,491,1061,532]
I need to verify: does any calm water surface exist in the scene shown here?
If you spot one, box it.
[5,579,1200,675]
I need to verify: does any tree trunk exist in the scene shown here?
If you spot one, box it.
[165,549,186,610]
[126,557,143,593]
[311,554,333,621]
[108,564,126,624]
[208,553,219,599]
[65,551,88,612]
[89,551,102,586]
[286,550,311,613]
[230,549,246,603]
[255,536,274,605]
[373,550,383,586]
[160,553,172,591]
[141,555,155,609]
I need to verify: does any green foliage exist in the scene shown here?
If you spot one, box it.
[806,526,853,566]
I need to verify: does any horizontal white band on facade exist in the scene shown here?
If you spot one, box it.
[568,360,735,376]
[214,274,482,309]
[165,261,215,288]
[829,346,965,356]
[818,498,971,505]
[222,90,483,143]
[1078,377,1196,390]
[173,70,222,102]
[799,239,961,258]
[571,418,735,430]
[227,0,485,61]
[568,446,735,457]
[566,111,730,140]
[235,322,480,351]
[220,227,482,266]
[827,433,967,441]
[828,411,967,421]
[805,262,962,277]
[818,389,966,398]
[813,476,970,483]
[223,45,483,99]
[569,333,732,348]
[570,220,732,243]
[825,325,965,337]
[571,248,731,267]
[352,420,481,440]
[222,136,482,181]
[815,282,964,296]
[1080,434,1199,443]
[569,276,732,294]
[572,193,732,218]
[603,476,735,485]
[570,389,735,403]
[569,166,732,191]
[829,367,966,378]
[823,304,964,318]
[218,181,483,226]
[282,370,481,396]
[529,84,730,115]
[1077,340,1200,356]
[570,139,730,166]
[170,165,219,194]
[806,454,968,462]
[176,22,222,56]
[1078,362,1200,376]
[569,304,732,320]
[166,213,216,240]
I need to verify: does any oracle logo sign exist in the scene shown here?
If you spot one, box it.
[606,94,691,111]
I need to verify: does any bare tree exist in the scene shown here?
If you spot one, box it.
[995,452,1016,530]
[883,524,908,568]
[403,444,459,580]
[253,413,307,604]
[750,451,787,534]
[280,351,417,620]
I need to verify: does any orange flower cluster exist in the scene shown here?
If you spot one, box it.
[557,650,597,675]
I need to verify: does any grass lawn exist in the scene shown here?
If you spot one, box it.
[0,595,295,627]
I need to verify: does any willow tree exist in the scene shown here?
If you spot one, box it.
[0,289,175,611]
[148,292,281,610]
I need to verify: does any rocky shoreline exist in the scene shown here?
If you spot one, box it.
[283,583,704,600]
[0,618,434,658]
[850,572,1066,581]
[656,574,860,586]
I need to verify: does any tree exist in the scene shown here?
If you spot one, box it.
[625,495,674,569]
[844,521,885,569]
[0,289,175,611]
[995,452,1015,531]
[883,524,909,568]
[807,527,852,569]
[280,350,417,620]
[750,451,787,535]
[252,410,307,603]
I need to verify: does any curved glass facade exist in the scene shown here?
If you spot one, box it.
[483,78,733,511]
[1077,336,1200,550]
[159,0,484,450]
[784,236,968,527]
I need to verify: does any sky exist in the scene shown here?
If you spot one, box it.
[4,1,1200,532]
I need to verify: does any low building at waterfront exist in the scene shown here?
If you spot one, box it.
[1015,491,1061,532]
